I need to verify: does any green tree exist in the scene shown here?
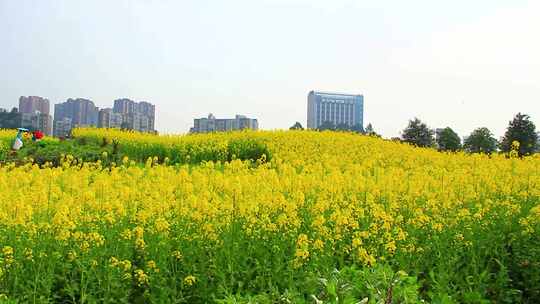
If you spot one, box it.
[500,113,538,156]
[318,121,336,131]
[436,127,462,152]
[289,122,304,130]
[401,118,435,148]
[364,123,380,137]
[464,127,498,154]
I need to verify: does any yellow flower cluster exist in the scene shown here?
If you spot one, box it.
[183,275,197,287]
[294,234,310,268]
[134,269,149,287]
[1,246,14,269]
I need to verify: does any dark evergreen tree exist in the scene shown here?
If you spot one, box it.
[464,127,498,154]
[436,127,462,152]
[401,118,435,148]
[364,123,380,137]
[500,113,538,156]
[289,122,304,130]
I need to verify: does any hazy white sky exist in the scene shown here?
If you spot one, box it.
[1,0,539,138]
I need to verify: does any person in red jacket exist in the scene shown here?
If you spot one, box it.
[32,130,44,142]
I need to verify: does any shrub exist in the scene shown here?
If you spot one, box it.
[0,142,9,162]
[227,138,271,163]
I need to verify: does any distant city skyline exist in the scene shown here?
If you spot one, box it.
[0,95,157,136]
[1,1,539,138]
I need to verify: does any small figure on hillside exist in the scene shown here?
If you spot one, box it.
[12,128,29,151]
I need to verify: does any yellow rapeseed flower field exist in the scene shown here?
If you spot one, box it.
[0,128,539,303]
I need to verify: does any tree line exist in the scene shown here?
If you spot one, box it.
[290,113,539,156]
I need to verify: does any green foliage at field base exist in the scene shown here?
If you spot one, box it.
[2,135,271,167]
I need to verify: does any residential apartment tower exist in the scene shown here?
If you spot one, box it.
[18,96,53,135]
[53,98,99,137]
[191,114,258,133]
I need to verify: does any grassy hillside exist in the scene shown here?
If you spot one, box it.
[0,128,539,303]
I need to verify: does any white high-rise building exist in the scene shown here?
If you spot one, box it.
[307,91,364,129]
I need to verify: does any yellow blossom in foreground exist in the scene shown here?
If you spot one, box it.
[134,269,149,287]
[184,275,197,287]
